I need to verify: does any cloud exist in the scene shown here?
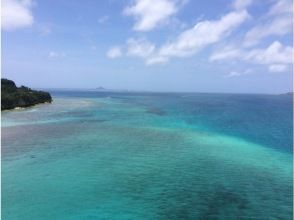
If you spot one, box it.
[232,0,253,10]
[106,38,156,62]
[210,46,242,61]
[123,0,180,31]
[126,38,155,57]
[244,15,292,47]
[211,41,293,73]
[268,64,288,72]
[106,47,122,58]
[108,0,291,71]
[98,15,109,24]
[1,0,34,31]
[210,1,293,74]
[244,0,292,47]
[108,9,249,65]
[211,41,293,64]
[157,10,249,59]
[224,69,252,77]
[268,0,292,16]
[245,41,293,65]
[48,51,66,59]
[146,56,168,65]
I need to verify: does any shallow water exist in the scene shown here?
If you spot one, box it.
[2,91,293,219]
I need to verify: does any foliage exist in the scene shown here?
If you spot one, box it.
[1,78,52,110]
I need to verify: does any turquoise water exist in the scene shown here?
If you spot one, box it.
[2,92,293,219]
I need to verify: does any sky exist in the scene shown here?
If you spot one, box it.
[1,0,293,93]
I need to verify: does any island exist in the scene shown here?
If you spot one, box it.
[1,78,52,110]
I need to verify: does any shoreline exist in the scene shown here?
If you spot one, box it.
[1,101,52,112]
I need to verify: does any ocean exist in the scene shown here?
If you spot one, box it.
[2,91,293,219]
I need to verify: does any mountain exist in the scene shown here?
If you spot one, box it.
[1,78,52,110]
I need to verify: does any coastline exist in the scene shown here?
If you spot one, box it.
[1,78,53,111]
[1,101,52,112]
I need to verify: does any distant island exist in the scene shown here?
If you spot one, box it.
[278,92,293,96]
[92,86,130,93]
[95,86,109,91]
[1,78,52,110]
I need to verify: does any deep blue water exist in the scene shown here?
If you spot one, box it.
[2,91,293,219]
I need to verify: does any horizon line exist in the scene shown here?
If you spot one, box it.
[32,87,292,96]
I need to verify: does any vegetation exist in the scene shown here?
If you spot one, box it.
[1,78,52,110]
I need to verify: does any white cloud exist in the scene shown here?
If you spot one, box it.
[210,46,242,61]
[98,15,109,24]
[209,1,293,74]
[108,9,249,65]
[245,41,293,65]
[158,10,249,58]
[244,0,292,47]
[211,41,293,73]
[232,0,253,10]
[244,15,292,47]
[126,38,155,57]
[123,0,179,31]
[106,47,122,58]
[268,0,292,16]
[48,51,58,58]
[224,69,252,77]
[48,51,66,59]
[211,41,293,64]
[1,0,34,31]
[146,56,168,65]
[225,71,242,77]
[268,64,288,72]
[106,38,156,63]
[108,0,292,71]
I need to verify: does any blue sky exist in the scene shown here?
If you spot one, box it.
[2,0,293,93]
